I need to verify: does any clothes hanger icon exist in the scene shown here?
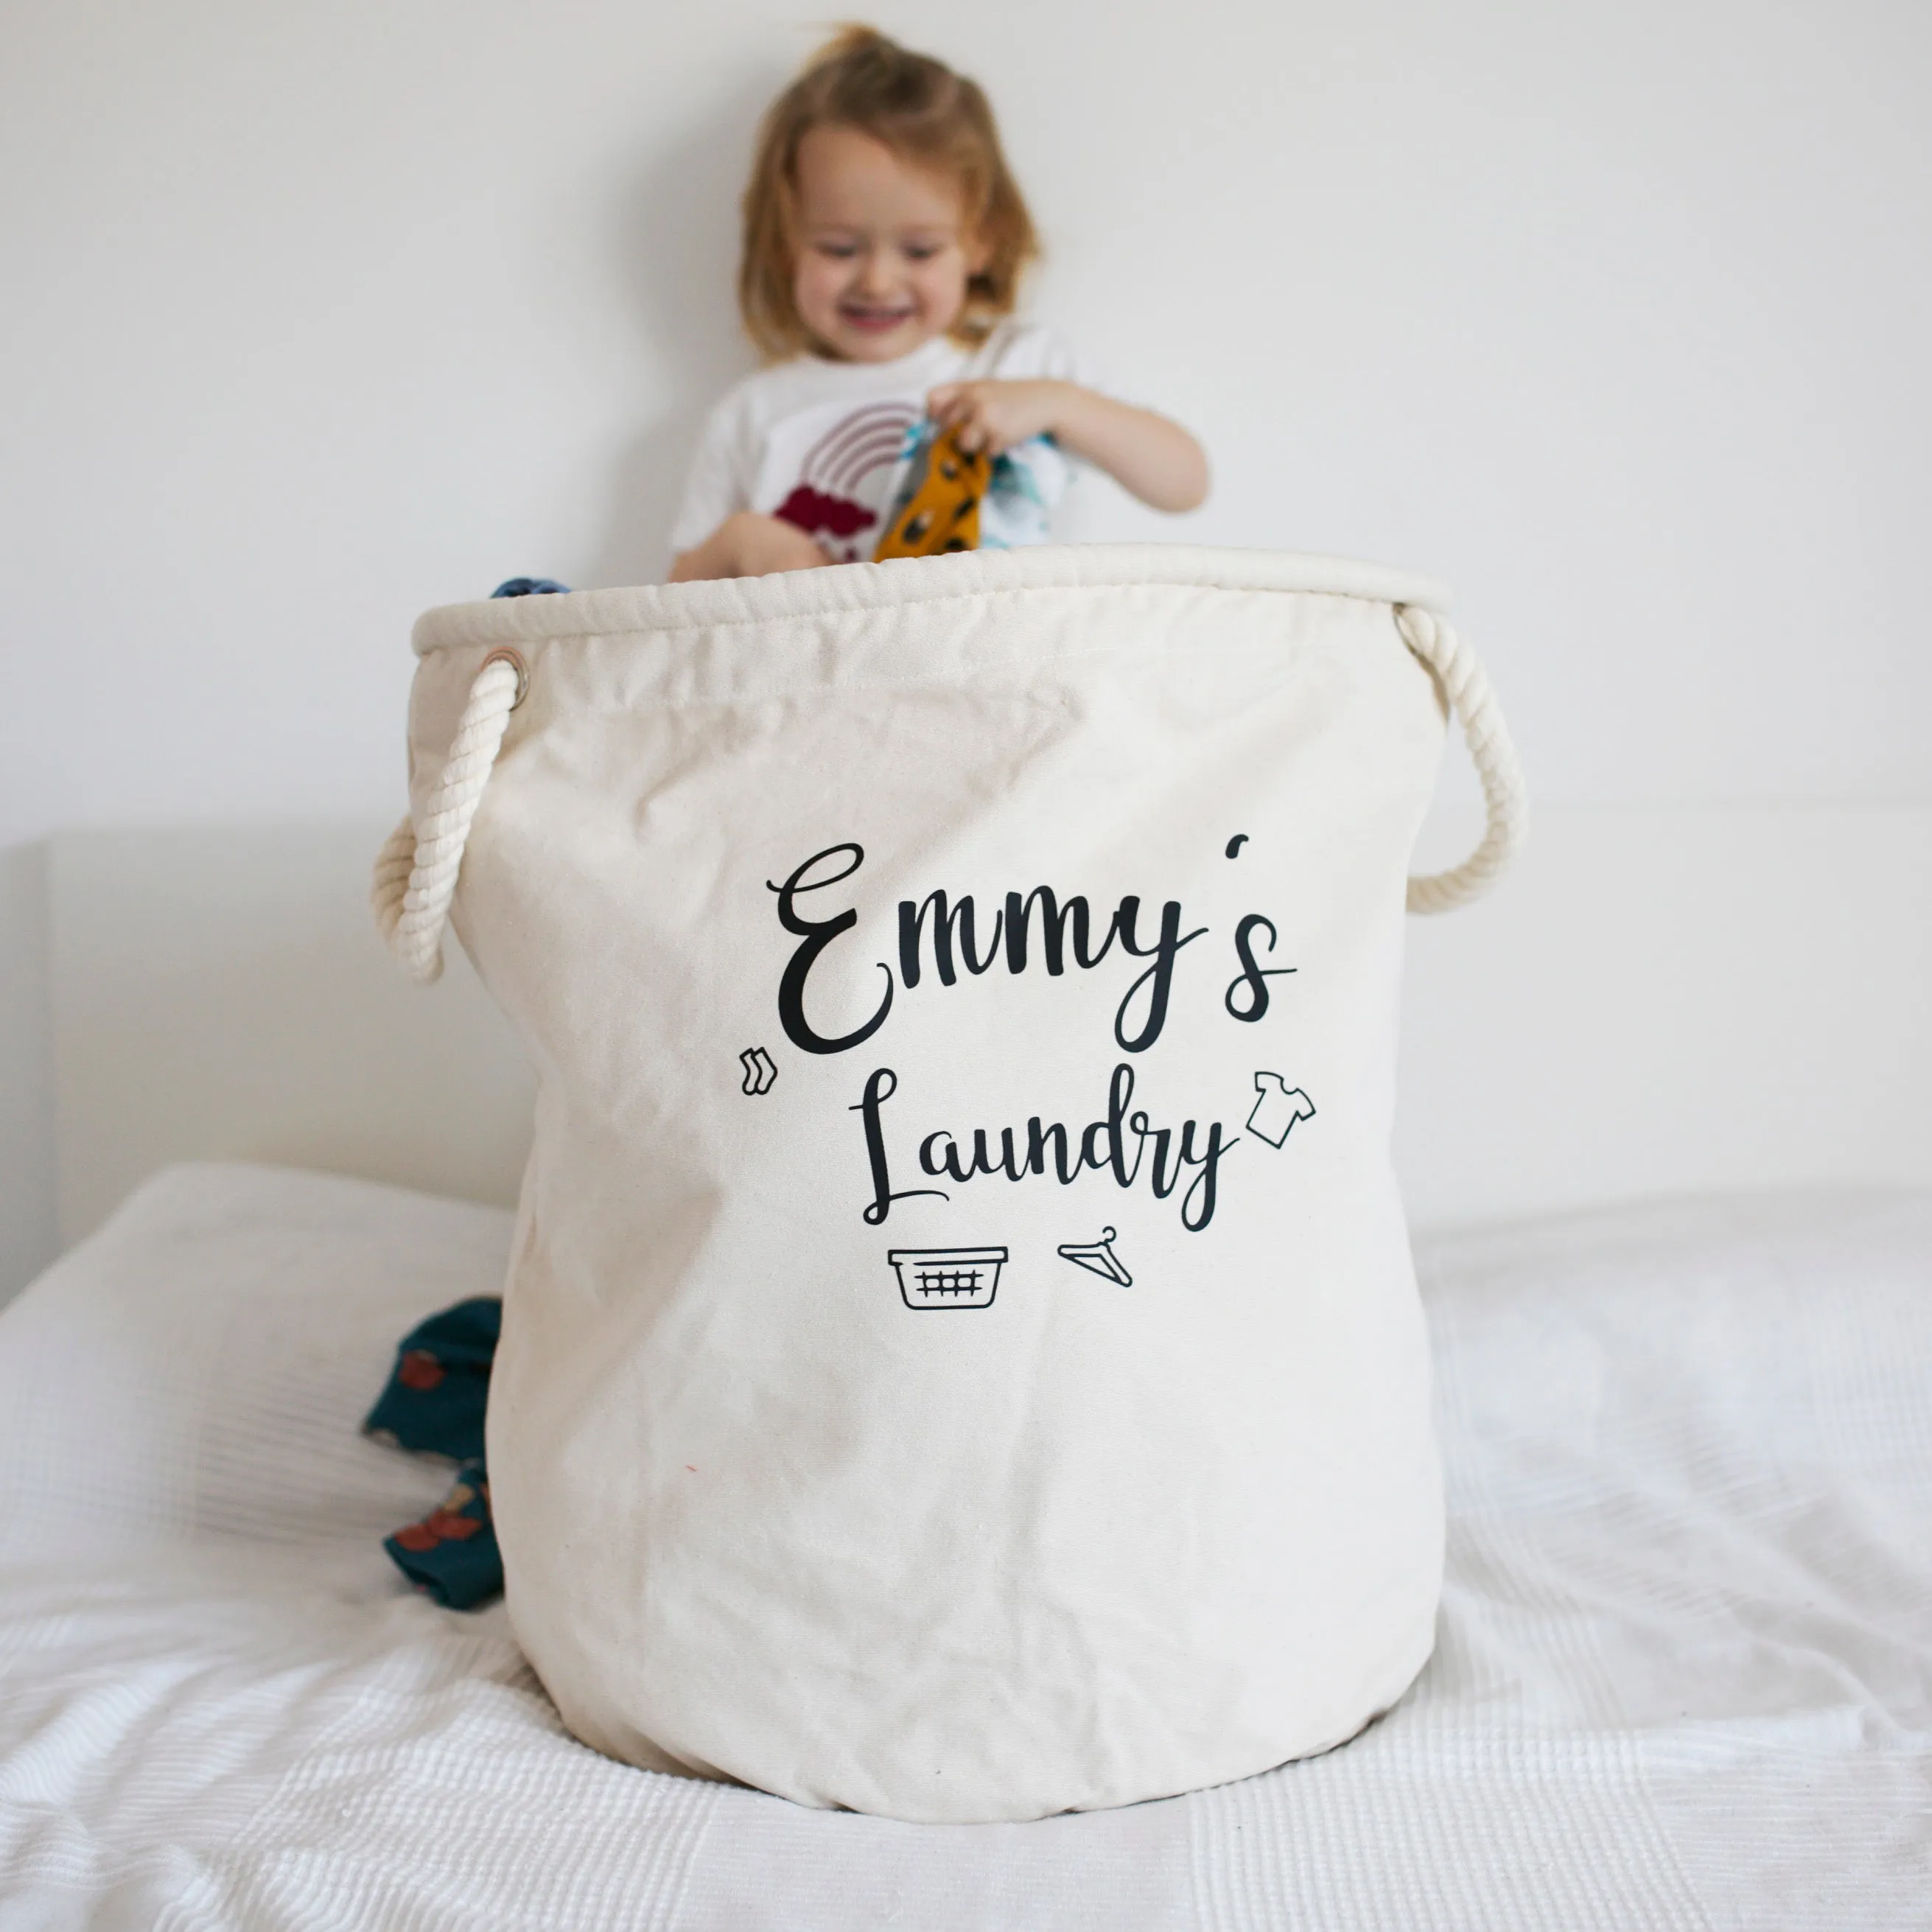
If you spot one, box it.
[1057,1228,1133,1287]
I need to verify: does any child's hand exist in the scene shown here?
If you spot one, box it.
[925,379,1068,456]
[728,512,829,575]
[925,379,1211,514]
[670,511,830,583]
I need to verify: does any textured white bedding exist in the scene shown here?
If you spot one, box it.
[0,1163,1926,1928]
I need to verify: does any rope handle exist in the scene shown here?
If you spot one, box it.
[1396,605,1529,913]
[373,608,1526,981]
[371,648,525,984]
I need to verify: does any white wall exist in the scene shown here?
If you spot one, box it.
[4,0,1928,1292]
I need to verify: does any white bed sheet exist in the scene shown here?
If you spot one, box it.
[1,1163,1926,1930]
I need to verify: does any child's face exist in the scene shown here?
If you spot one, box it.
[791,125,987,363]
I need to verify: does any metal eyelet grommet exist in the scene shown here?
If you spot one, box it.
[480,646,530,710]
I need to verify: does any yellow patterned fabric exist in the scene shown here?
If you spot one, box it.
[871,423,990,560]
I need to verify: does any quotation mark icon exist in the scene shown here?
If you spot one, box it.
[739,1047,777,1096]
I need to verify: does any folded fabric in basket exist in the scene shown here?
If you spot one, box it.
[365,1298,504,1609]
[489,577,570,598]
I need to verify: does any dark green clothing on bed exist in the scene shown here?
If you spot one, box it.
[365,1297,503,1609]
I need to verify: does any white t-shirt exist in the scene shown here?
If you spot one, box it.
[668,321,1100,564]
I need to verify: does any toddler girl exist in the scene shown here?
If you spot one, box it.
[669,27,1208,581]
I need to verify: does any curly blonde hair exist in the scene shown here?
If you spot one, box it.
[739,26,1038,361]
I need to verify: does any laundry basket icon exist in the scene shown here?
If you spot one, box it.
[886,1246,1009,1311]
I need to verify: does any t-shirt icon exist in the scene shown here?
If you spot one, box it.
[1247,1072,1316,1149]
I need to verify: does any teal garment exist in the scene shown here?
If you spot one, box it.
[365,1297,499,1461]
[383,1457,498,1609]
[365,1298,503,1609]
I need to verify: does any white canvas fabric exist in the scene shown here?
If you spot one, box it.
[371,545,1526,1823]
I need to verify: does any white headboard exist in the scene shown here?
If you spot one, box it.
[47,805,1932,1247]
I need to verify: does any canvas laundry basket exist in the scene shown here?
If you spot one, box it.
[373,545,1525,1824]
